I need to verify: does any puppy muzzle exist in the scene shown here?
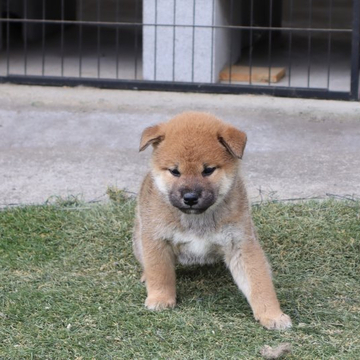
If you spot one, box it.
[169,188,216,214]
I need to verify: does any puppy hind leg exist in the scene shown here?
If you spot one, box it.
[224,239,292,330]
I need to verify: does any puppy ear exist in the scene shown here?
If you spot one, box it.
[218,126,247,159]
[139,124,165,152]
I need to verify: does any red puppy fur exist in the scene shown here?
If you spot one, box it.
[133,112,292,330]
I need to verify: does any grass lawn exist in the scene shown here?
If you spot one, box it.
[0,196,359,359]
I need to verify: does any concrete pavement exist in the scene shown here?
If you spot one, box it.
[0,84,359,207]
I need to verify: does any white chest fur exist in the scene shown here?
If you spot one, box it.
[169,225,238,265]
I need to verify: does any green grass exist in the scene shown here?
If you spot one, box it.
[0,198,359,359]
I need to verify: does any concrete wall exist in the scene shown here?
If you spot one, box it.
[143,0,242,83]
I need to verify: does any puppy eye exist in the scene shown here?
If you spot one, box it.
[202,167,216,177]
[169,168,181,177]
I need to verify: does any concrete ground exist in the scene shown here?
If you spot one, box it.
[0,83,359,207]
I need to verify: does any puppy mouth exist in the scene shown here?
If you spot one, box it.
[171,202,213,215]
[178,207,207,215]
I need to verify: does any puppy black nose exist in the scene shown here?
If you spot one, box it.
[183,192,199,206]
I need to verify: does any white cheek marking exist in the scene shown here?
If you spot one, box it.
[218,174,234,197]
[152,171,169,196]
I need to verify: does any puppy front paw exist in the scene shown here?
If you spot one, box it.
[258,312,292,330]
[145,294,176,311]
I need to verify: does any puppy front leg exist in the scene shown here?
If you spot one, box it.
[224,237,292,330]
[142,237,176,311]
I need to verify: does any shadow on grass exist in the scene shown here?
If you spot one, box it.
[175,263,251,315]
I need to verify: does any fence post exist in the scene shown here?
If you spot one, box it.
[350,0,360,100]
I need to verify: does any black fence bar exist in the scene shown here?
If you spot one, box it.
[248,0,254,85]
[41,0,46,76]
[287,0,294,87]
[154,0,158,81]
[78,0,83,78]
[351,0,360,100]
[172,0,177,82]
[210,0,215,83]
[5,0,10,76]
[134,0,140,80]
[0,75,351,101]
[191,0,196,83]
[97,0,101,78]
[61,0,65,76]
[326,0,333,90]
[23,0,28,75]
[228,0,234,84]
[307,0,313,88]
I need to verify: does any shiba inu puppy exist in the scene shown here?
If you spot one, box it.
[132,112,292,330]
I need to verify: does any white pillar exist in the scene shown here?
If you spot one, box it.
[143,0,242,83]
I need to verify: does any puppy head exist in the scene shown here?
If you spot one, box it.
[140,112,247,214]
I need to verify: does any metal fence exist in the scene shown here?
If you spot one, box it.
[0,0,359,100]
